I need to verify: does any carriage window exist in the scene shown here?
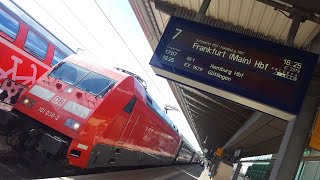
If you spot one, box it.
[146,96,152,105]
[0,8,19,41]
[24,30,48,60]
[51,49,66,66]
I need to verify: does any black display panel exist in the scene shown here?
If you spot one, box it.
[150,16,318,120]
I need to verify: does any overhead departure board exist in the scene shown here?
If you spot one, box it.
[150,16,318,120]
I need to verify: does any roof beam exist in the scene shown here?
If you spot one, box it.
[190,113,235,136]
[286,13,303,46]
[183,93,245,125]
[222,112,269,151]
[155,0,320,24]
[154,0,177,15]
[256,0,320,24]
[181,85,252,118]
[186,104,240,131]
[194,0,212,22]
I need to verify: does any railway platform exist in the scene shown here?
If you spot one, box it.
[40,164,213,180]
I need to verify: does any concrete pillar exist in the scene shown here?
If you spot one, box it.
[268,96,319,180]
[268,9,320,179]
[209,156,221,179]
[232,162,242,180]
[285,13,303,46]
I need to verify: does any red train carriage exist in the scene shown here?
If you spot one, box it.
[4,55,185,169]
[191,153,200,164]
[175,136,196,164]
[0,0,74,108]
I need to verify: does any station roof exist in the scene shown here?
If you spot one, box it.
[129,0,320,158]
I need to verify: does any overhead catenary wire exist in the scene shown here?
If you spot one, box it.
[32,0,94,55]
[93,0,168,101]
[31,0,169,104]
[61,0,105,48]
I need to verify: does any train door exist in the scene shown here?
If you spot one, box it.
[112,111,141,167]
[143,118,159,166]
[89,97,140,168]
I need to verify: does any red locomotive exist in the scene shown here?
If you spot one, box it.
[2,55,197,170]
[0,0,74,109]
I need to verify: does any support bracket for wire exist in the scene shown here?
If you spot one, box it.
[114,67,147,90]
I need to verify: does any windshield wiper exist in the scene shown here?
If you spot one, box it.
[95,81,115,98]
[73,71,91,86]
[47,61,64,77]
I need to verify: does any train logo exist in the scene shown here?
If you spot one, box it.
[0,55,37,86]
[51,96,67,106]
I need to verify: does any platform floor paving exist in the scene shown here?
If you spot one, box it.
[40,164,214,180]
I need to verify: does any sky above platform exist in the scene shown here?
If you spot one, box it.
[12,0,201,151]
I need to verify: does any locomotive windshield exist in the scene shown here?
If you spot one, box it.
[50,62,89,85]
[76,72,115,96]
[50,62,115,96]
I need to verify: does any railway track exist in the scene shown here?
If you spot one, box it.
[0,135,180,179]
[0,135,48,179]
[0,133,33,179]
[0,151,34,180]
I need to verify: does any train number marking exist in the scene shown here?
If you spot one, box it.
[51,96,66,106]
[38,107,60,120]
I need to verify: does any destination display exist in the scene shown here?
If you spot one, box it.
[150,16,318,120]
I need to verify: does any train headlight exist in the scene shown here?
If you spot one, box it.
[20,96,35,107]
[64,118,81,131]
[64,87,73,93]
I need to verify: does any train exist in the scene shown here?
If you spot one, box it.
[0,0,199,171]
[0,0,74,109]
[0,55,199,171]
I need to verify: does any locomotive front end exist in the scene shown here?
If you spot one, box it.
[7,56,116,169]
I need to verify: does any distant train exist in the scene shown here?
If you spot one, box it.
[0,0,74,108]
[1,55,198,170]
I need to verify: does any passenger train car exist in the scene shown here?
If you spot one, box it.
[0,0,74,107]
[175,136,197,164]
[2,55,197,170]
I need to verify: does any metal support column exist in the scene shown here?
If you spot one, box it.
[269,14,316,180]
[210,156,220,179]
[194,0,212,22]
[232,162,242,180]
[269,13,319,180]
[285,13,303,46]
[269,97,318,180]
[268,13,319,180]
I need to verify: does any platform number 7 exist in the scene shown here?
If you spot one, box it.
[172,28,182,39]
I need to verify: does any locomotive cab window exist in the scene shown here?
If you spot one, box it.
[24,30,48,60]
[51,49,66,67]
[50,62,89,85]
[76,72,115,97]
[50,62,115,97]
[0,8,19,41]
